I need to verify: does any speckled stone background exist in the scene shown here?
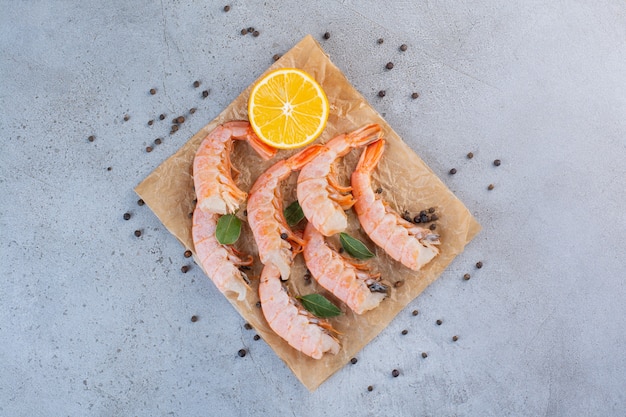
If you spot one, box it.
[1,1,625,416]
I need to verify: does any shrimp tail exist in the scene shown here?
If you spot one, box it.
[246,129,277,160]
[346,123,383,147]
[356,138,386,173]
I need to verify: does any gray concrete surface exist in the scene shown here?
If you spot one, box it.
[1,1,625,416]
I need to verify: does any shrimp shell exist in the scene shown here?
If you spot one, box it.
[258,264,340,359]
[192,207,250,301]
[193,121,275,215]
[351,139,440,271]
[303,222,387,314]
[297,124,382,236]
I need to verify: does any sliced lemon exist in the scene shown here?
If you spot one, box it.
[248,68,329,149]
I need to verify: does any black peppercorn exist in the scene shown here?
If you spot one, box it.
[400,44,408,51]
[193,80,200,88]
[202,90,209,98]
[241,28,247,35]
[181,265,189,273]
[429,223,436,231]
[134,230,142,237]
[171,125,179,132]
[253,334,260,341]
[411,92,419,99]
[476,261,483,269]
[123,115,130,121]
[436,319,442,325]
[159,114,165,120]
[177,116,185,124]
[422,352,428,358]
[244,323,253,330]
[280,232,288,240]
[430,213,439,221]
[88,135,95,142]
[452,335,459,342]
[350,358,358,365]
[191,315,198,322]
[377,38,384,44]
[223,5,230,12]
[392,369,400,377]
[137,199,145,206]
[449,168,457,175]
[463,273,471,280]
[107,167,112,171]
[323,32,330,39]
[378,90,386,97]
[123,212,131,220]
[190,108,196,114]
[253,30,259,37]
[494,159,501,166]
[154,138,162,145]
[146,146,153,153]
[386,62,394,70]
[412,310,419,316]
[488,184,495,190]
[184,250,192,258]
[375,187,382,194]
[150,88,156,95]
[247,27,255,33]
[238,349,247,357]
[467,152,474,159]
[367,385,374,392]
[148,120,154,126]
[401,329,408,335]
[273,54,281,61]
[255,301,261,308]
[413,215,421,223]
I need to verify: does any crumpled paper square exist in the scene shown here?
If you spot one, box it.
[135,34,480,391]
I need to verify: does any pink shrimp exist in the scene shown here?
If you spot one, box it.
[303,222,388,314]
[296,124,382,236]
[258,264,340,359]
[247,145,323,281]
[351,140,440,271]
[248,145,340,359]
[191,207,252,301]
[193,121,276,215]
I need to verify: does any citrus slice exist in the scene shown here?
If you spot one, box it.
[248,68,329,149]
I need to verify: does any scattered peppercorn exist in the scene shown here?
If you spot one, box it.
[488,183,495,190]
[123,115,130,121]
[392,369,400,377]
[494,159,501,166]
[150,88,156,95]
[436,319,442,325]
[137,199,145,206]
[134,230,142,237]
[253,334,260,341]
[88,135,95,142]
[401,329,408,335]
[463,273,471,280]
[386,62,394,70]
[202,90,209,98]
[238,349,247,357]
[367,385,374,392]
[400,44,408,51]
[280,232,288,240]
[159,114,165,120]
[452,335,459,342]
[272,54,281,61]
[467,152,474,159]
[184,250,192,258]
[420,213,429,223]
[244,323,253,330]
[375,187,383,194]
[148,120,154,126]
[422,352,428,358]
[154,138,162,145]
[323,32,330,40]
[449,168,457,175]
[377,38,384,44]
[253,30,259,37]
[223,5,230,12]
[241,28,247,35]
[428,207,435,214]
[181,265,189,273]
[411,92,419,99]
[146,146,153,153]
[412,309,419,316]
[171,125,179,132]
[123,212,131,220]
[177,116,185,124]
[476,261,483,269]
[107,167,112,171]
[430,213,439,221]
[191,315,198,322]
[193,80,201,88]
[429,223,437,231]
[350,358,358,365]
[255,301,261,308]
[189,108,196,115]
[247,27,255,33]
[378,90,386,97]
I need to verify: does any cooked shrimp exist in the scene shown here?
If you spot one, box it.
[351,140,440,271]
[258,264,340,359]
[297,124,382,236]
[303,222,388,314]
[192,207,252,301]
[247,145,323,281]
[193,121,276,215]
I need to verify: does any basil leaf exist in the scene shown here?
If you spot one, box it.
[339,232,375,259]
[284,200,305,227]
[299,294,342,318]
[215,214,242,245]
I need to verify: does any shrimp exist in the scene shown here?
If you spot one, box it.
[191,207,252,301]
[258,264,340,359]
[303,222,388,314]
[193,121,276,215]
[247,145,323,281]
[351,139,440,271]
[297,124,382,236]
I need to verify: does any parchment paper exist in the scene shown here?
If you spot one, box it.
[135,35,481,391]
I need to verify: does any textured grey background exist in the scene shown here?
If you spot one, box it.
[1,1,625,416]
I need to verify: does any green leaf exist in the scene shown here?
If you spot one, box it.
[284,200,305,227]
[298,294,342,318]
[215,214,242,245]
[339,232,375,259]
